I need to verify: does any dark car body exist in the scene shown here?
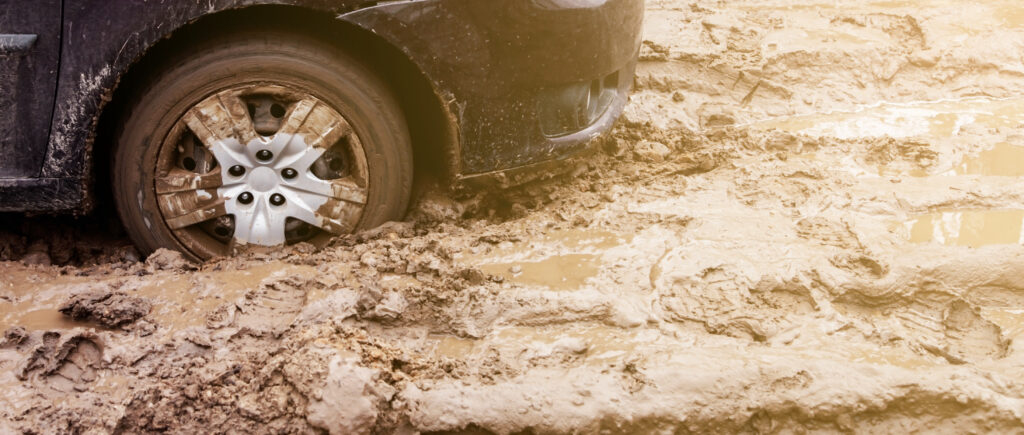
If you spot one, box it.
[0,0,643,213]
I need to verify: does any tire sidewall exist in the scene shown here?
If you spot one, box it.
[114,36,412,260]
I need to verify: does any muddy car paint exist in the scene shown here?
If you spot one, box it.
[0,1,61,178]
[0,0,643,213]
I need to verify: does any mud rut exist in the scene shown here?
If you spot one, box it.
[6,1,1024,433]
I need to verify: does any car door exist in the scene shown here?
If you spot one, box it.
[0,0,61,178]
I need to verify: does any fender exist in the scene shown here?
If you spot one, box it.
[38,0,443,212]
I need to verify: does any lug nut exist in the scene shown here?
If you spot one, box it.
[238,192,254,205]
[282,168,298,179]
[269,193,286,206]
[256,149,273,161]
[229,165,246,177]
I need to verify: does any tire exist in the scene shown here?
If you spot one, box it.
[113,31,413,261]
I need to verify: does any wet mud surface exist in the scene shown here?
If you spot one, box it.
[7,0,1024,433]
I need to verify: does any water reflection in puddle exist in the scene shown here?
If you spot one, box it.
[901,210,1024,247]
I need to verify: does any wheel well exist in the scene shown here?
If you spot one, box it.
[93,5,459,214]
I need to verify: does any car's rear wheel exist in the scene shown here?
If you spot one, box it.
[113,32,413,261]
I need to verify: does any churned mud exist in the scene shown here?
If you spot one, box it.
[6,0,1024,433]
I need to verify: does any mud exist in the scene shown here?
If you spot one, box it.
[6,0,1024,433]
[59,291,151,328]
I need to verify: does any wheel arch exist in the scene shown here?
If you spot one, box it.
[93,5,460,213]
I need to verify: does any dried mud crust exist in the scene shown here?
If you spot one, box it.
[6,0,1024,433]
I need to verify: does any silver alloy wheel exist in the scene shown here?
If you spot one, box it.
[154,84,369,257]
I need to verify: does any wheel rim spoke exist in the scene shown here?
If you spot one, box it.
[277,151,364,201]
[158,190,229,230]
[278,146,325,173]
[282,167,367,203]
[286,199,321,227]
[311,198,361,235]
[156,169,236,230]
[262,98,315,160]
[274,97,352,153]
[157,85,369,253]
[184,91,259,145]
[327,178,368,204]
[156,170,229,194]
[279,178,366,235]
[231,198,288,246]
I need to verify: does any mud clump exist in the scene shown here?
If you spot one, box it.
[145,248,191,271]
[633,140,673,162]
[59,291,152,328]
[2,326,29,347]
[306,355,394,435]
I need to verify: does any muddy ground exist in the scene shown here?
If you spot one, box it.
[6,0,1024,433]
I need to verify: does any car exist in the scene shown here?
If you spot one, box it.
[0,0,644,261]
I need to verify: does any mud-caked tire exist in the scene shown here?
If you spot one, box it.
[113,31,413,261]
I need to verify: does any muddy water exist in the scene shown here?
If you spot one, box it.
[433,323,941,370]
[138,262,317,331]
[753,98,1024,248]
[754,98,1024,141]
[469,230,625,290]
[10,0,1024,432]
[433,324,665,365]
[981,307,1024,342]
[478,254,602,290]
[900,209,1024,247]
[739,0,1024,31]
[752,98,1024,178]
[10,310,94,331]
[0,267,101,332]
[0,262,316,332]
[949,142,1024,177]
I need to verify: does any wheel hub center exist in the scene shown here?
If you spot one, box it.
[248,166,279,192]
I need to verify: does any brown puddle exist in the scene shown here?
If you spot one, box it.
[951,142,1024,177]
[12,310,96,331]
[754,98,1024,140]
[739,0,1024,34]
[124,262,318,331]
[980,308,1024,341]
[435,324,938,369]
[0,262,317,333]
[470,229,625,291]
[432,324,661,364]
[790,330,938,369]
[478,254,602,291]
[879,141,1024,178]
[0,266,99,332]
[751,97,1024,178]
[901,209,1024,248]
